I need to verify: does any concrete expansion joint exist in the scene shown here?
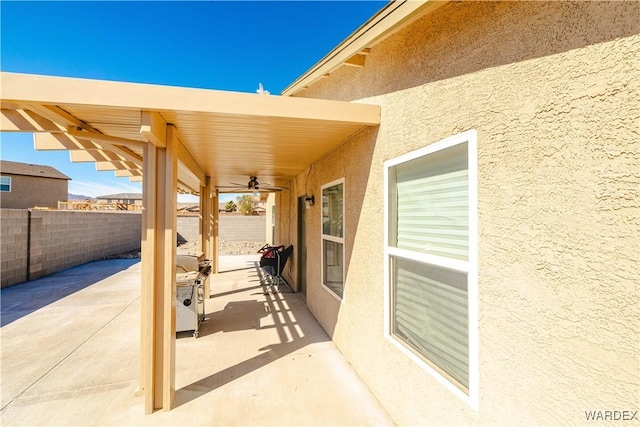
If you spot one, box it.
[1,295,141,411]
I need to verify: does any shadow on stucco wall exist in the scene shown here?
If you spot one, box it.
[282,125,379,338]
[300,1,639,102]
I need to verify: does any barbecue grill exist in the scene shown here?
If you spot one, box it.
[176,255,211,338]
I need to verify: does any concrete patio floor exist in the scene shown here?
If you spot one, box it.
[1,255,394,426]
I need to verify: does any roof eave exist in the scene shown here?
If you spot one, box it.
[2,172,70,181]
[281,0,448,97]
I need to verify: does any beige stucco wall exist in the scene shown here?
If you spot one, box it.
[0,175,68,209]
[278,2,639,425]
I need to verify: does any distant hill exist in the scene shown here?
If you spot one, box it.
[68,193,96,201]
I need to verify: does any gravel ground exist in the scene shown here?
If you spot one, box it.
[218,241,266,255]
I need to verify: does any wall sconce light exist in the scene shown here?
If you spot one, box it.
[304,195,315,209]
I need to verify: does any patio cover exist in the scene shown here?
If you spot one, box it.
[0,71,380,413]
[1,72,379,193]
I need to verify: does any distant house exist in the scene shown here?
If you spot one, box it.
[0,160,70,209]
[96,192,143,206]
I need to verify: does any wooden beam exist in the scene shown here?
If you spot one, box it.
[140,111,167,148]
[1,108,65,132]
[22,109,67,132]
[35,132,84,151]
[71,150,107,163]
[67,144,140,170]
[67,126,145,149]
[176,136,206,187]
[115,169,135,177]
[4,72,381,125]
[1,109,28,131]
[343,54,366,68]
[27,104,143,166]
[27,104,92,131]
[69,134,142,165]
[98,161,141,175]
[130,175,143,182]
[34,132,118,157]
[95,162,118,171]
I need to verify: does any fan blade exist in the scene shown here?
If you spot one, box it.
[259,186,288,191]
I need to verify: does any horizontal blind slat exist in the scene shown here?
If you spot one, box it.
[395,166,469,261]
[393,257,469,388]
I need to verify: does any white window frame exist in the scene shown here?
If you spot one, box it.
[383,129,478,409]
[0,176,11,192]
[321,178,345,301]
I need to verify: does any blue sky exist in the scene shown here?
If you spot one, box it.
[0,1,385,201]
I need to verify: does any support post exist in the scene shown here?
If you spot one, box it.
[140,143,157,413]
[200,177,213,295]
[139,126,178,413]
[212,190,220,274]
[160,125,178,410]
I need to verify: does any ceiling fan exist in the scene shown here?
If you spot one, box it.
[216,176,287,193]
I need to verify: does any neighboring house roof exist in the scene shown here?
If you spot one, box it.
[177,203,199,212]
[0,160,70,180]
[97,192,143,200]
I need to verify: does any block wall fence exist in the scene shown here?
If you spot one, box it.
[0,209,142,288]
[177,214,266,245]
[1,210,266,288]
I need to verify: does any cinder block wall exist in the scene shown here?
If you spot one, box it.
[219,215,266,241]
[1,209,141,288]
[0,209,29,286]
[177,214,266,245]
[177,215,200,245]
[1,210,266,288]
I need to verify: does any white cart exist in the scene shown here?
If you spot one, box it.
[176,271,205,338]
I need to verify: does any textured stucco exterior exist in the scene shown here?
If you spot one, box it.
[276,2,639,425]
[0,174,68,209]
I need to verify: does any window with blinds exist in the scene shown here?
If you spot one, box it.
[322,179,345,298]
[384,131,477,400]
[0,176,11,192]
[394,143,469,261]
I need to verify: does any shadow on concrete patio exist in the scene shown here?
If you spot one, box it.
[0,256,393,425]
[0,258,139,326]
[174,262,332,409]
